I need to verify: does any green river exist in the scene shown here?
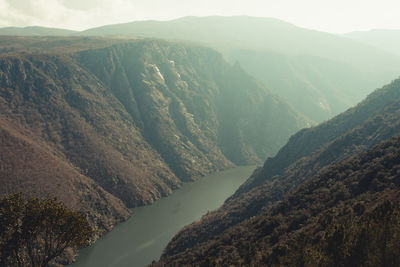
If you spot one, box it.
[72,165,256,267]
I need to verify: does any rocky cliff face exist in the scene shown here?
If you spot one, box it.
[82,16,400,122]
[0,37,309,235]
[155,78,400,265]
[76,41,308,168]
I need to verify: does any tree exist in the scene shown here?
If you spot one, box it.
[0,193,94,266]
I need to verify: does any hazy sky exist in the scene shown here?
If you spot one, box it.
[0,0,399,33]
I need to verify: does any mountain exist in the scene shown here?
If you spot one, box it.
[81,16,400,121]
[81,16,395,70]
[3,18,399,122]
[155,136,400,266]
[0,36,130,54]
[154,78,400,266]
[0,116,130,237]
[345,29,400,56]
[0,36,308,235]
[231,50,373,121]
[0,26,76,36]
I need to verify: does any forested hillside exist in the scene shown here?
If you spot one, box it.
[155,136,400,266]
[155,78,400,266]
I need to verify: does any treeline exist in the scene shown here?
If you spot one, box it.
[0,193,93,267]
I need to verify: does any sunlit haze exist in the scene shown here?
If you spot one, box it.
[0,0,400,33]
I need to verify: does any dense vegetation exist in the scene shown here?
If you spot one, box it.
[153,78,400,266]
[282,200,400,267]
[154,134,400,266]
[0,193,93,266]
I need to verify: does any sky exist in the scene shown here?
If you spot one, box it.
[0,0,400,33]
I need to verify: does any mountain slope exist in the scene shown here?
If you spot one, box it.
[232,50,374,121]
[155,135,400,266]
[82,16,400,121]
[0,116,130,236]
[243,76,400,191]
[0,37,308,236]
[345,29,400,56]
[74,40,308,167]
[155,77,400,264]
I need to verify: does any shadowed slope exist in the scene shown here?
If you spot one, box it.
[156,78,400,263]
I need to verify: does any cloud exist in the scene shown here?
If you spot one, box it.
[0,0,242,30]
[58,0,106,11]
[1,0,400,33]
[0,0,137,30]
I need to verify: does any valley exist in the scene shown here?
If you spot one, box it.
[0,35,307,252]
[1,14,400,267]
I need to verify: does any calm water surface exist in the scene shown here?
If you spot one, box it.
[72,165,256,267]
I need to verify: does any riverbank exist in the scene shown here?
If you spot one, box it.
[71,166,256,267]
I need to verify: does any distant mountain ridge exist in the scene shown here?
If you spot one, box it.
[345,29,400,56]
[3,16,400,122]
[154,77,400,266]
[0,26,76,36]
[80,16,395,67]
[79,16,400,122]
